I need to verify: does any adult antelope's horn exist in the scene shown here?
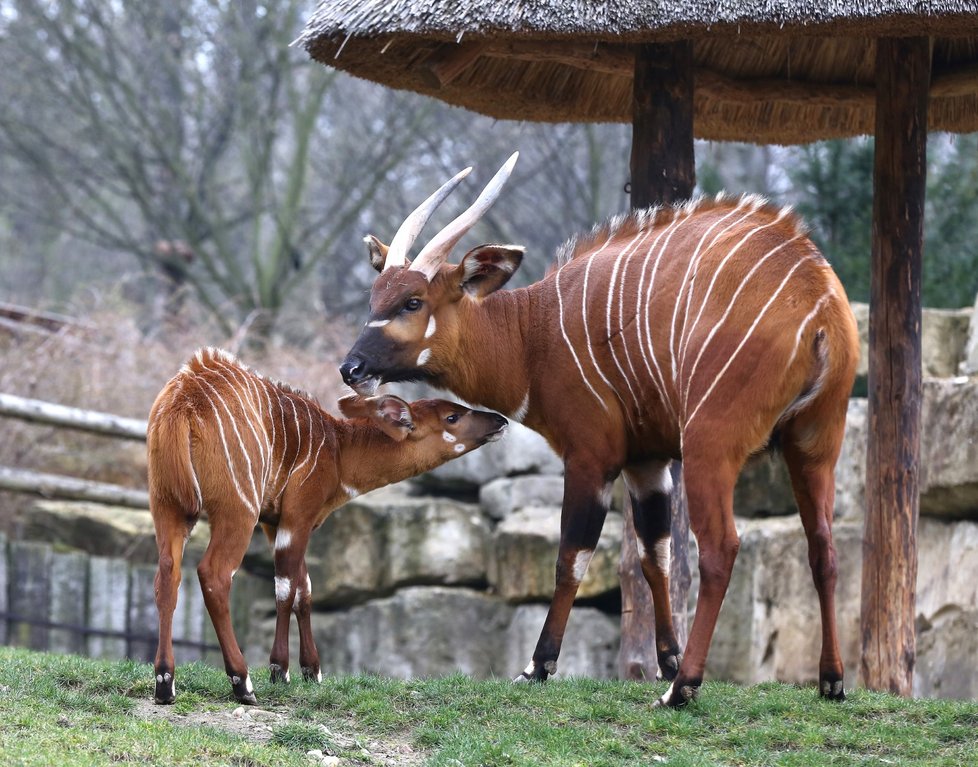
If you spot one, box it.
[383,166,473,271]
[410,151,519,280]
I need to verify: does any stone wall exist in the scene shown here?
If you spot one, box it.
[4,300,978,699]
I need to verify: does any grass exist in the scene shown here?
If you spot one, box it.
[1,646,977,766]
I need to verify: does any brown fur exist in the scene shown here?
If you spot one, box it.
[148,348,506,705]
[344,191,859,706]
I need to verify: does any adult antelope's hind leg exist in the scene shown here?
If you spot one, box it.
[656,451,740,708]
[622,460,682,681]
[198,505,257,704]
[515,464,613,682]
[151,499,196,704]
[782,425,846,701]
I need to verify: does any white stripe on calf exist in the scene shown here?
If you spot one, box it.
[197,380,260,514]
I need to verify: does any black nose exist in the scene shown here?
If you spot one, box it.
[340,355,368,386]
[493,413,508,429]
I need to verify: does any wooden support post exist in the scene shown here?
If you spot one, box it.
[620,40,695,680]
[860,36,930,697]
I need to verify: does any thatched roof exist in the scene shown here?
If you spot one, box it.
[300,1,978,144]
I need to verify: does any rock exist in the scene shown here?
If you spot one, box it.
[852,301,971,379]
[488,507,622,602]
[920,378,978,519]
[247,586,514,679]
[914,607,978,700]
[916,518,978,622]
[961,292,978,376]
[479,475,565,520]
[503,604,620,679]
[834,398,868,520]
[704,518,863,686]
[416,422,563,491]
[292,487,491,607]
[734,453,796,518]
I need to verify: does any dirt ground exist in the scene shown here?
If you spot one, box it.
[131,697,424,765]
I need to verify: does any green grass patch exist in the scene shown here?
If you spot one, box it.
[1,647,976,766]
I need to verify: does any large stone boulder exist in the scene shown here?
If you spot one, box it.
[914,607,978,700]
[851,302,971,379]
[276,487,491,608]
[17,500,210,565]
[734,454,795,518]
[919,378,978,520]
[488,507,623,602]
[503,604,620,680]
[834,398,868,520]
[247,586,513,679]
[416,422,563,491]
[960,291,978,376]
[479,475,565,520]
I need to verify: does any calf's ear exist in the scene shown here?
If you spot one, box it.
[368,394,416,442]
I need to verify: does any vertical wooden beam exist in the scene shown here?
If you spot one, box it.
[620,40,694,680]
[860,36,930,697]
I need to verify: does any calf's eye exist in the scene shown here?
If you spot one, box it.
[446,413,460,424]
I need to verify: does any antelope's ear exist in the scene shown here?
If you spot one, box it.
[368,394,415,442]
[455,244,524,298]
[364,234,391,273]
[337,394,370,419]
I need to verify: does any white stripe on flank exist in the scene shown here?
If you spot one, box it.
[682,236,802,414]
[678,208,790,384]
[685,251,812,429]
[675,200,760,373]
[556,264,609,413]
[291,400,317,478]
[605,228,654,415]
[670,197,757,383]
[195,381,257,514]
[786,288,834,371]
[636,215,688,417]
[299,412,328,487]
[205,362,268,495]
[581,253,625,408]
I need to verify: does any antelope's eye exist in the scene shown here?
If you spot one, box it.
[404,297,422,312]
[446,413,460,424]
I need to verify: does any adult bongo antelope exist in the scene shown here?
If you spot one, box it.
[340,154,859,707]
[148,347,507,704]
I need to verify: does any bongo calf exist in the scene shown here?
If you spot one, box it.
[148,347,506,704]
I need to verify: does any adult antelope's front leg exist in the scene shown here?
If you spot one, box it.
[516,461,613,682]
[623,460,682,681]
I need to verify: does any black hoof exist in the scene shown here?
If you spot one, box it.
[512,660,556,683]
[653,678,700,709]
[819,676,845,701]
[657,651,682,682]
[301,666,322,683]
[269,664,290,684]
[154,670,175,704]
[230,674,257,705]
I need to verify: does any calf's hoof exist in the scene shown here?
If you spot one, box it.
[269,664,290,684]
[301,666,322,683]
[820,677,846,701]
[154,671,176,705]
